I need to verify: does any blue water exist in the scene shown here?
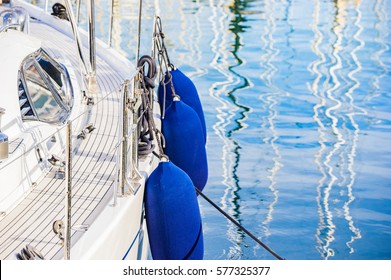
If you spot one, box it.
[32,0,391,260]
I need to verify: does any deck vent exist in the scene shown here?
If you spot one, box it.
[18,79,34,118]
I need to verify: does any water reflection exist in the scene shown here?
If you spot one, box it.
[208,0,236,224]
[258,0,284,240]
[208,0,253,258]
[366,0,388,104]
[22,0,391,260]
[311,0,363,259]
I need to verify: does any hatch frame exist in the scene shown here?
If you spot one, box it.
[17,48,74,124]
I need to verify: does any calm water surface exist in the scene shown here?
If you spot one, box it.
[32,0,390,260]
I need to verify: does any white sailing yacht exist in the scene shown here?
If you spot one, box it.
[0,0,159,260]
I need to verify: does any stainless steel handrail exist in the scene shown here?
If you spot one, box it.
[64,121,72,260]
[63,0,89,78]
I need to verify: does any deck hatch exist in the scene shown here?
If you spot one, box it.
[18,49,73,124]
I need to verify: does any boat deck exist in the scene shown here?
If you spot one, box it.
[0,17,130,259]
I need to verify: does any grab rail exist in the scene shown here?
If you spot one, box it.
[63,0,89,78]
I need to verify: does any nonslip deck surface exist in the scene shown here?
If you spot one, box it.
[0,19,129,259]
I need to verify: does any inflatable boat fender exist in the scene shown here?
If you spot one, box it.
[162,100,208,191]
[145,161,204,260]
[158,68,207,143]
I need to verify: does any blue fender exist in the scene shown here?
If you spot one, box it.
[162,100,208,192]
[158,68,207,143]
[145,161,204,260]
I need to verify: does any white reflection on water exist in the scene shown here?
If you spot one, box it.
[208,0,243,257]
[258,0,283,239]
[209,0,267,259]
[310,0,330,258]
[368,0,389,104]
[343,0,366,255]
[311,0,364,259]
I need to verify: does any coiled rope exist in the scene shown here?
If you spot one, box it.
[136,55,166,157]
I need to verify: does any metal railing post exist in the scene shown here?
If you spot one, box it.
[130,84,140,181]
[119,81,130,196]
[44,0,49,13]
[87,0,96,75]
[108,0,115,47]
[135,0,143,64]
[0,108,9,160]
[64,121,72,260]
[76,0,81,24]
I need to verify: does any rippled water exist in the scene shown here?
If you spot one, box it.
[30,0,390,260]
